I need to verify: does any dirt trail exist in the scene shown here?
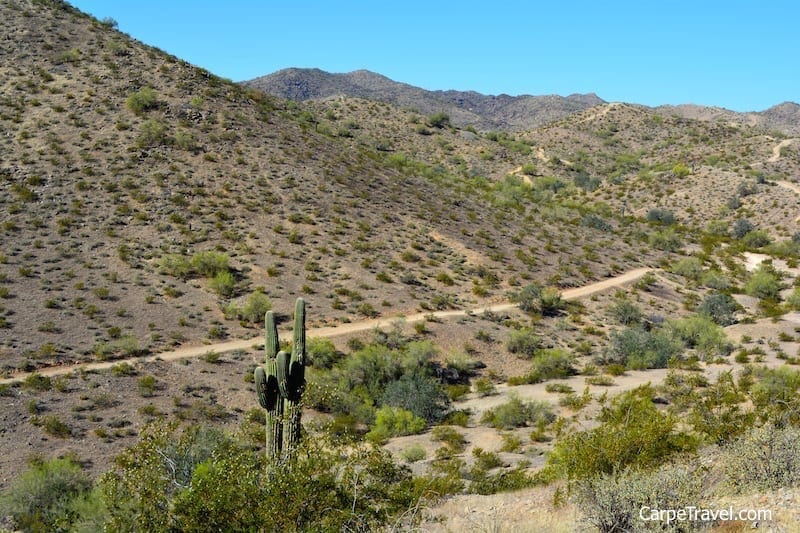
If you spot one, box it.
[769,138,795,163]
[1,269,652,384]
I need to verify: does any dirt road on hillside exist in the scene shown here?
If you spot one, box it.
[1,268,652,384]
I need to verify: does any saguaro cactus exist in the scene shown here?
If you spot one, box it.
[254,298,306,461]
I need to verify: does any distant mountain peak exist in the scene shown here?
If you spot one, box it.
[245,68,606,131]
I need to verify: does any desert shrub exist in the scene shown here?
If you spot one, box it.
[512,283,542,313]
[742,230,772,248]
[608,299,642,325]
[0,456,94,532]
[646,208,675,225]
[573,463,704,533]
[427,112,451,128]
[430,426,467,452]
[531,349,575,380]
[689,371,753,445]
[209,270,236,298]
[748,366,800,424]
[724,424,800,492]
[366,406,426,444]
[506,328,541,358]
[137,375,157,397]
[473,377,497,396]
[381,374,449,423]
[786,287,800,310]
[697,292,739,326]
[668,315,732,358]
[22,372,52,391]
[671,257,703,281]
[539,287,565,316]
[238,291,271,323]
[732,218,754,239]
[135,119,169,148]
[126,87,157,115]
[190,251,230,277]
[744,264,782,300]
[400,445,427,463]
[648,229,682,252]
[307,338,342,369]
[99,423,417,532]
[480,394,555,430]
[601,326,682,370]
[544,386,696,480]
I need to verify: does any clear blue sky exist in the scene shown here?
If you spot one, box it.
[69,1,797,112]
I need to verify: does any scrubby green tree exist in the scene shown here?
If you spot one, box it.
[544,386,696,480]
[0,456,93,532]
[697,292,739,326]
[744,264,782,300]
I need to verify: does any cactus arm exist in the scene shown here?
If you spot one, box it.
[265,310,279,359]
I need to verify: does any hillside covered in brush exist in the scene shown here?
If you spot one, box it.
[0,0,665,373]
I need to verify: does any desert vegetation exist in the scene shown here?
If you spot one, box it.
[2,0,800,530]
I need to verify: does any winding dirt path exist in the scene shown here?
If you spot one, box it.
[769,138,795,163]
[0,268,652,384]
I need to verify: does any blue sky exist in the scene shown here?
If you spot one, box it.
[69,1,797,112]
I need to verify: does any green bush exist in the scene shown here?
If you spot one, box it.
[573,463,703,532]
[381,374,449,423]
[400,445,427,463]
[189,251,229,277]
[0,457,93,532]
[648,229,682,252]
[724,424,800,492]
[480,394,555,430]
[506,328,541,358]
[601,326,682,370]
[744,265,782,300]
[135,119,169,148]
[307,338,342,369]
[646,208,675,225]
[697,292,739,326]
[668,315,732,359]
[544,386,696,480]
[608,299,642,325]
[126,87,157,115]
[209,270,236,298]
[239,291,271,323]
[99,423,417,531]
[366,406,426,444]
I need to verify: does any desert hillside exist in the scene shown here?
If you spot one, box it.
[2,1,800,531]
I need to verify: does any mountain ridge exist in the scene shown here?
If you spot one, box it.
[247,67,800,134]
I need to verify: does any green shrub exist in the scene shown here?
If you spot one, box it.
[381,374,449,423]
[668,315,732,358]
[725,424,800,492]
[697,292,739,326]
[480,394,555,430]
[506,328,541,358]
[366,406,426,444]
[646,208,675,225]
[544,386,696,480]
[601,326,682,370]
[573,463,703,532]
[126,87,157,115]
[0,457,93,532]
[430,426,466,452]
[137,375,156,397]
[135,119,169,148]
[190,251,230,277]
[209,270,236,297]
[744,265,782,300]
[608,299,642,325]
[307,338,342,369]
[239,291,271,323]
[400,445,427,463]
